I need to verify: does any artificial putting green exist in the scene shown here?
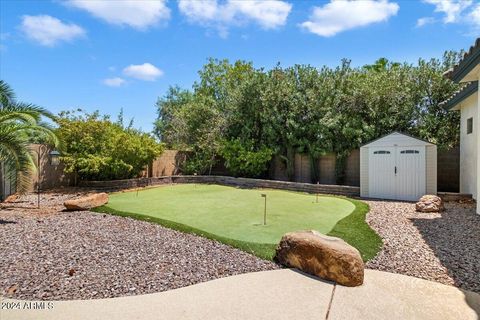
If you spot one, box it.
[96,184,382,261]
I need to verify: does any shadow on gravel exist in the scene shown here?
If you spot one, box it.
[410,204,480,293]
[0,219,16,225]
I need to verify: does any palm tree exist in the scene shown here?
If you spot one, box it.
[0,80,59,194]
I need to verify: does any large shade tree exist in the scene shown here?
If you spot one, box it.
[0,80,58,193]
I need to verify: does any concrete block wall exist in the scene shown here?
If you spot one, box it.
[318,154,337,185]
[29,144,73,191]
[437,146,460,192]
[148,150,188,177]
[34,146,460,193]
[344,149,360,187]
[294,154,311,183]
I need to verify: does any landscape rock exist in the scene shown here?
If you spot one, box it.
[416,195,444,213]
[274,230,364,286]
[4,194,18,203]
[365,199,480,293]
[64,193,108,211]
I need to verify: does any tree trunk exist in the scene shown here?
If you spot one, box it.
[286,147,295,181]
[335,152,349,185]
[309,153,319,184]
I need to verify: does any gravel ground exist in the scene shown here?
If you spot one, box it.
[1,192,479,301]
[365,199,480,293]
[0,192,279,301]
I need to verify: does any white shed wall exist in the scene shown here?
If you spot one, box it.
[360,147,369,197]
[360,132,436,200]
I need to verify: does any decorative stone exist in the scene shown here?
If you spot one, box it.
[416,195,444,213]
[274,230,364,287]
[4,194,18,203]
[64,193,108,211]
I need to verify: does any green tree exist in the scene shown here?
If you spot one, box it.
[57,110,163,181]
[0,80,58,194]
[410,52,462,148]
[153,53,462,184]
[219,139,273,177]
[154,86,194,145]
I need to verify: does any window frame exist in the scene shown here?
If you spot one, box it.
[467,117,473,135]
[400,150,420,154]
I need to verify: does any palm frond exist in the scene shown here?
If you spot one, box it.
[0,80,59,195]
[0,80,16,109]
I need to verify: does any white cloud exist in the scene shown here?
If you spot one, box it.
[178,0,292,36]
[300,0,399,37]
[423,0,472,23]
[420,0,480,32]
[416,17,436,27]
[123,63,163,81]
[20,15,85,46]
[103,77,126,87]
[469,3,480,25]
[67,0,170,30]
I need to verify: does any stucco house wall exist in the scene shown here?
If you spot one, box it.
[426,145,437,195]
[458,93,478,198]
[477,71,480,204]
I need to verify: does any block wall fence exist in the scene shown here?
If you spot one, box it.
[143,148,458,192]
[20,146,460,194]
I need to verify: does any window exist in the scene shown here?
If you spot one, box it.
[373,150,391,154]
[400,150,420,154]
[467,117,473,134]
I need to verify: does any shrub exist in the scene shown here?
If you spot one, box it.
[219,139,273,177]
[57,110,163,181]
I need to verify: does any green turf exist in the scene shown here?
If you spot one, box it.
[94,184,382,261]
[103,184,354,244]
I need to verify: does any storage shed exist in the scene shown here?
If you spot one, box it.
[360,132,437,201]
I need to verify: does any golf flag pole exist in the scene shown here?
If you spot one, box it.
[261,193,267,225]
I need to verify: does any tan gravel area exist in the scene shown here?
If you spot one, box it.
[365,199,480,293]
[0,192,278,301]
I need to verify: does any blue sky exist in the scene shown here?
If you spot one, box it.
[1,0,479,132]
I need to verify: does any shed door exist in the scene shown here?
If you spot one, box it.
[396,147,425,201]
[368,147,396,200]
[368,146,426,201]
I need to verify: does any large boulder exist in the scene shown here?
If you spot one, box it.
[416,195,444,213]
[274,230,364,287]
[64,193,108,211]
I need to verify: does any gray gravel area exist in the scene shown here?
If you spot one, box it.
[365,199,480,293]
[0,192,278,301]
[2,191,479,301]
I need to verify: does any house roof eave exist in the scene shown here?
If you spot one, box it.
[445,38,480,83]
[440,81,478,110]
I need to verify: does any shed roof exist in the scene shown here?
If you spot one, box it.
[361,131,435,148]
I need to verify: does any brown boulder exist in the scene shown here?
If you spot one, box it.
[64,193,108,211]
[416,195,444,212]
[274,230,364,287]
